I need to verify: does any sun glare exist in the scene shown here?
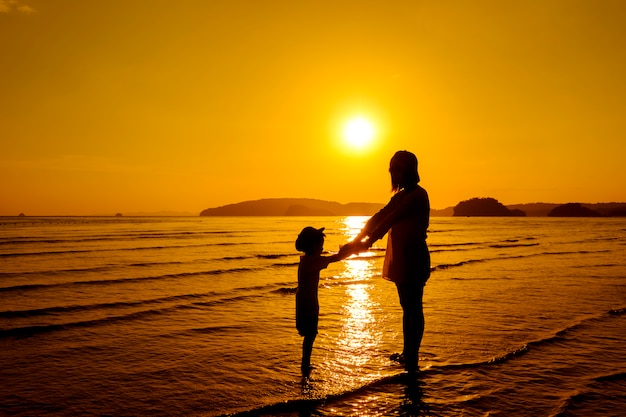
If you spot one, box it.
[343,117,375,150]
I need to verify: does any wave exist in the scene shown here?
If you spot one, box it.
[0,230,253,246]
[256,253,293,259]
[428,244,538,255]
[551,370,626,417]
[0,248,296,267]
[0,267,261,293]
[433,248,614,273]
[0,261,188,279]
[187,324,251,335]
[432,307,626,371]
[429,237,537,249]
[0,307,178,339]
[434,259,488,270]
[0,289,232,319]
[428,242,482,248]
[593,371,626,382]
[488,242,540,249]
[0,242,254,258]
[272,287,297,294]
[0,262,300,292]
[0,265,116,279]
[222,371,417,417]
[0,249,95,258]
[0,293,264,339]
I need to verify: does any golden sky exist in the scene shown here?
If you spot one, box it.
[2,0,625,215]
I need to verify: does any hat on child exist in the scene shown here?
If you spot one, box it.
[295,227,325,252]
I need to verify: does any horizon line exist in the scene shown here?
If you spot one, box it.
[4,200,626,218]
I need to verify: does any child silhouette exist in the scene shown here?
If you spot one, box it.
[295,226,351,377]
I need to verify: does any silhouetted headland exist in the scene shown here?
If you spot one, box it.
[453,198,526,217]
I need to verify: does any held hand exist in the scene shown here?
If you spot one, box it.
[352,240,370,254]
[338,242,355,258]
[339,240,369,257]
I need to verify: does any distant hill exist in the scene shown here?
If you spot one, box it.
[199,198,626,217]
[507,202,626,217]
[120,211,197,217]
[582,202,626,216]
[438,201,626,217]
[430,207,454,216]
[548,203,602,217]
[505,203,559,217]
[200,198,385,216]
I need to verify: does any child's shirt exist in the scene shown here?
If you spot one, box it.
[296,254,334,319]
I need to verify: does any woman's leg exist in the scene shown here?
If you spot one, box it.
[397,281,425,371]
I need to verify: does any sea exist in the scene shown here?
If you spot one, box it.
[0,216,625,417]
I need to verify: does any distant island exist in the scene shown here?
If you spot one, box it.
[453,198,525,217]
[200,198,626,217]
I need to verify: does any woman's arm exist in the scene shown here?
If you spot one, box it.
[353,197,398,243]
[326,243,354,263]
[361,188,428,246]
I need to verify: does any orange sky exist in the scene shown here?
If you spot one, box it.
[2,0,625,215]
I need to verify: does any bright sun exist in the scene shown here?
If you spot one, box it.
[343,117,375,150]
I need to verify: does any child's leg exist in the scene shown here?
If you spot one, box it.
[301,333,316,376]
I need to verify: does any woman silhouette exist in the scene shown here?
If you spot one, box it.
[347,150,431,372]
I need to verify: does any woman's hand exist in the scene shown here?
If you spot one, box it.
[340,239,370,257]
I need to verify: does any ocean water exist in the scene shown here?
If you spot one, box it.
[0,216,625,417]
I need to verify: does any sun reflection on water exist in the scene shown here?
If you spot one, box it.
[339,283,377,361]
[341,215,368,240]
[335,217,381,372]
